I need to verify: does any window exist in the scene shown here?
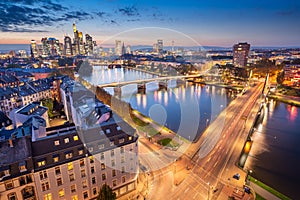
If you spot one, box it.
[102,174,106,181]
[93,188,97,196]
[121,166,125,173]
[112,169,116,177]
[73,135,79,141]
[57,177,62,186]
[122,176,126,183]
[113,180,117,187]
[65,152,73,159]
[64,138,69,144]
[92,177,96,184]
[110,141,114,146]
[42,182,50,191]
[55,167,61,175]
[69,174,75,182]
[78,149,84,155]
[83,191,88,199]
[81,169,86,178]
[53,155,59,163]
[19,176,26,186]
[43,193,52,200]
[116,126,121,131]
[5,181,14,190]
[39,171,48,180]
[37,160,46,167]
[121,156,125,163]
[100,153,104,160]
[71,185,76,193]
[68,163,73,171]
[89,156,94,164]
[79,159,85,167]
[19,162,27,172]
[58,189,64,197]
[106,129,111,134]
[54,140,60,146]
[119,138,125,144]
[120,147,124,154]
[129,136,132,140]
[71,195,78,200]
[98,144,104,149]
[111,150,114,157]
[111,160,115,167]
[91,166,95,174]
[100,130,104,135]
[101,163,105,170]
[82,180,87,188]
[7,192,17,200]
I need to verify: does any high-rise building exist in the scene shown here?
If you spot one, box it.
[30,40,39,58]
[157,39,163,53]
[233,42,250,67]
[85,34,93,55]
[64,36,73,56]
[115,40,122,56]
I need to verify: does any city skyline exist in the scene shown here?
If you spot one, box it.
[0,0,300,47]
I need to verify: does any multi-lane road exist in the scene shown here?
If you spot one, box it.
[135,82,264,200]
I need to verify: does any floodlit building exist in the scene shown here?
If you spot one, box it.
[233,42,250,67]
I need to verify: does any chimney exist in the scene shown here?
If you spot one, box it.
[8,138,13,148]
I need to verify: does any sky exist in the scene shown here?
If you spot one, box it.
[0,0,299,47]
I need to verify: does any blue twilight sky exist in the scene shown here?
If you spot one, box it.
[0,0,299,47]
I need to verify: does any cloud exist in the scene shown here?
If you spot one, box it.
[0,0,93,32]
[118,6,140,17]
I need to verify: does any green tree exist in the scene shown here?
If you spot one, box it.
[97,184,116,200]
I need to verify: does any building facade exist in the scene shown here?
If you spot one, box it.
[233,42,250,67]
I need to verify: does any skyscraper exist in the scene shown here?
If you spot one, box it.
[85,34,93,55]
[157,39,163,53]
[233,42,250,67]
[30,40,38,58]
[64,36,73,56]
[115,40,122,56]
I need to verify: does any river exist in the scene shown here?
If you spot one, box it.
[245,99,300,199]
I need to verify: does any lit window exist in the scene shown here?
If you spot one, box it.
[19,163,27,172]
[53,155,59,163]
[37,160,46,167]
[73,135,79,141]
[71,195,78,200]
[80,159,85,167]
[119,138,125,144]
[129,136,132,140]
[54,140,60,146]
[43,193,52,200]
[58,189,64,197]
[64,138,69,144]
[65,152,73,159]
[67,163,73,171]
[89,156,94,164]
[78,149,84,155]
[101,163,105,170]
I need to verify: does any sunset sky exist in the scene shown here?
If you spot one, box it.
[0,0,300,47]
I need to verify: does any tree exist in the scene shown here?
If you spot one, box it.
[97,184,116,200]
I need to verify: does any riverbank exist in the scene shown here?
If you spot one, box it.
[268,93,300,107]
[188,80,244,90]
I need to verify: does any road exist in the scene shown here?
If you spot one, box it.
[133,82,264,200]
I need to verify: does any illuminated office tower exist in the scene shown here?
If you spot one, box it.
[157,39,163,53]
[64,36,73,56]
[115,40,122,56]
[85,34,93,55]
[233,42,250,67]
[30,40,39,58]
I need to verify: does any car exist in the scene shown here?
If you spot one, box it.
[233,173,240,180]
[244,186,251,194]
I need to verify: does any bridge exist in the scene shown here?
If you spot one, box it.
[97,74,203,96]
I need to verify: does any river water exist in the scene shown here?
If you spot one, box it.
[83,67,235,141]
[245,99,300,199]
